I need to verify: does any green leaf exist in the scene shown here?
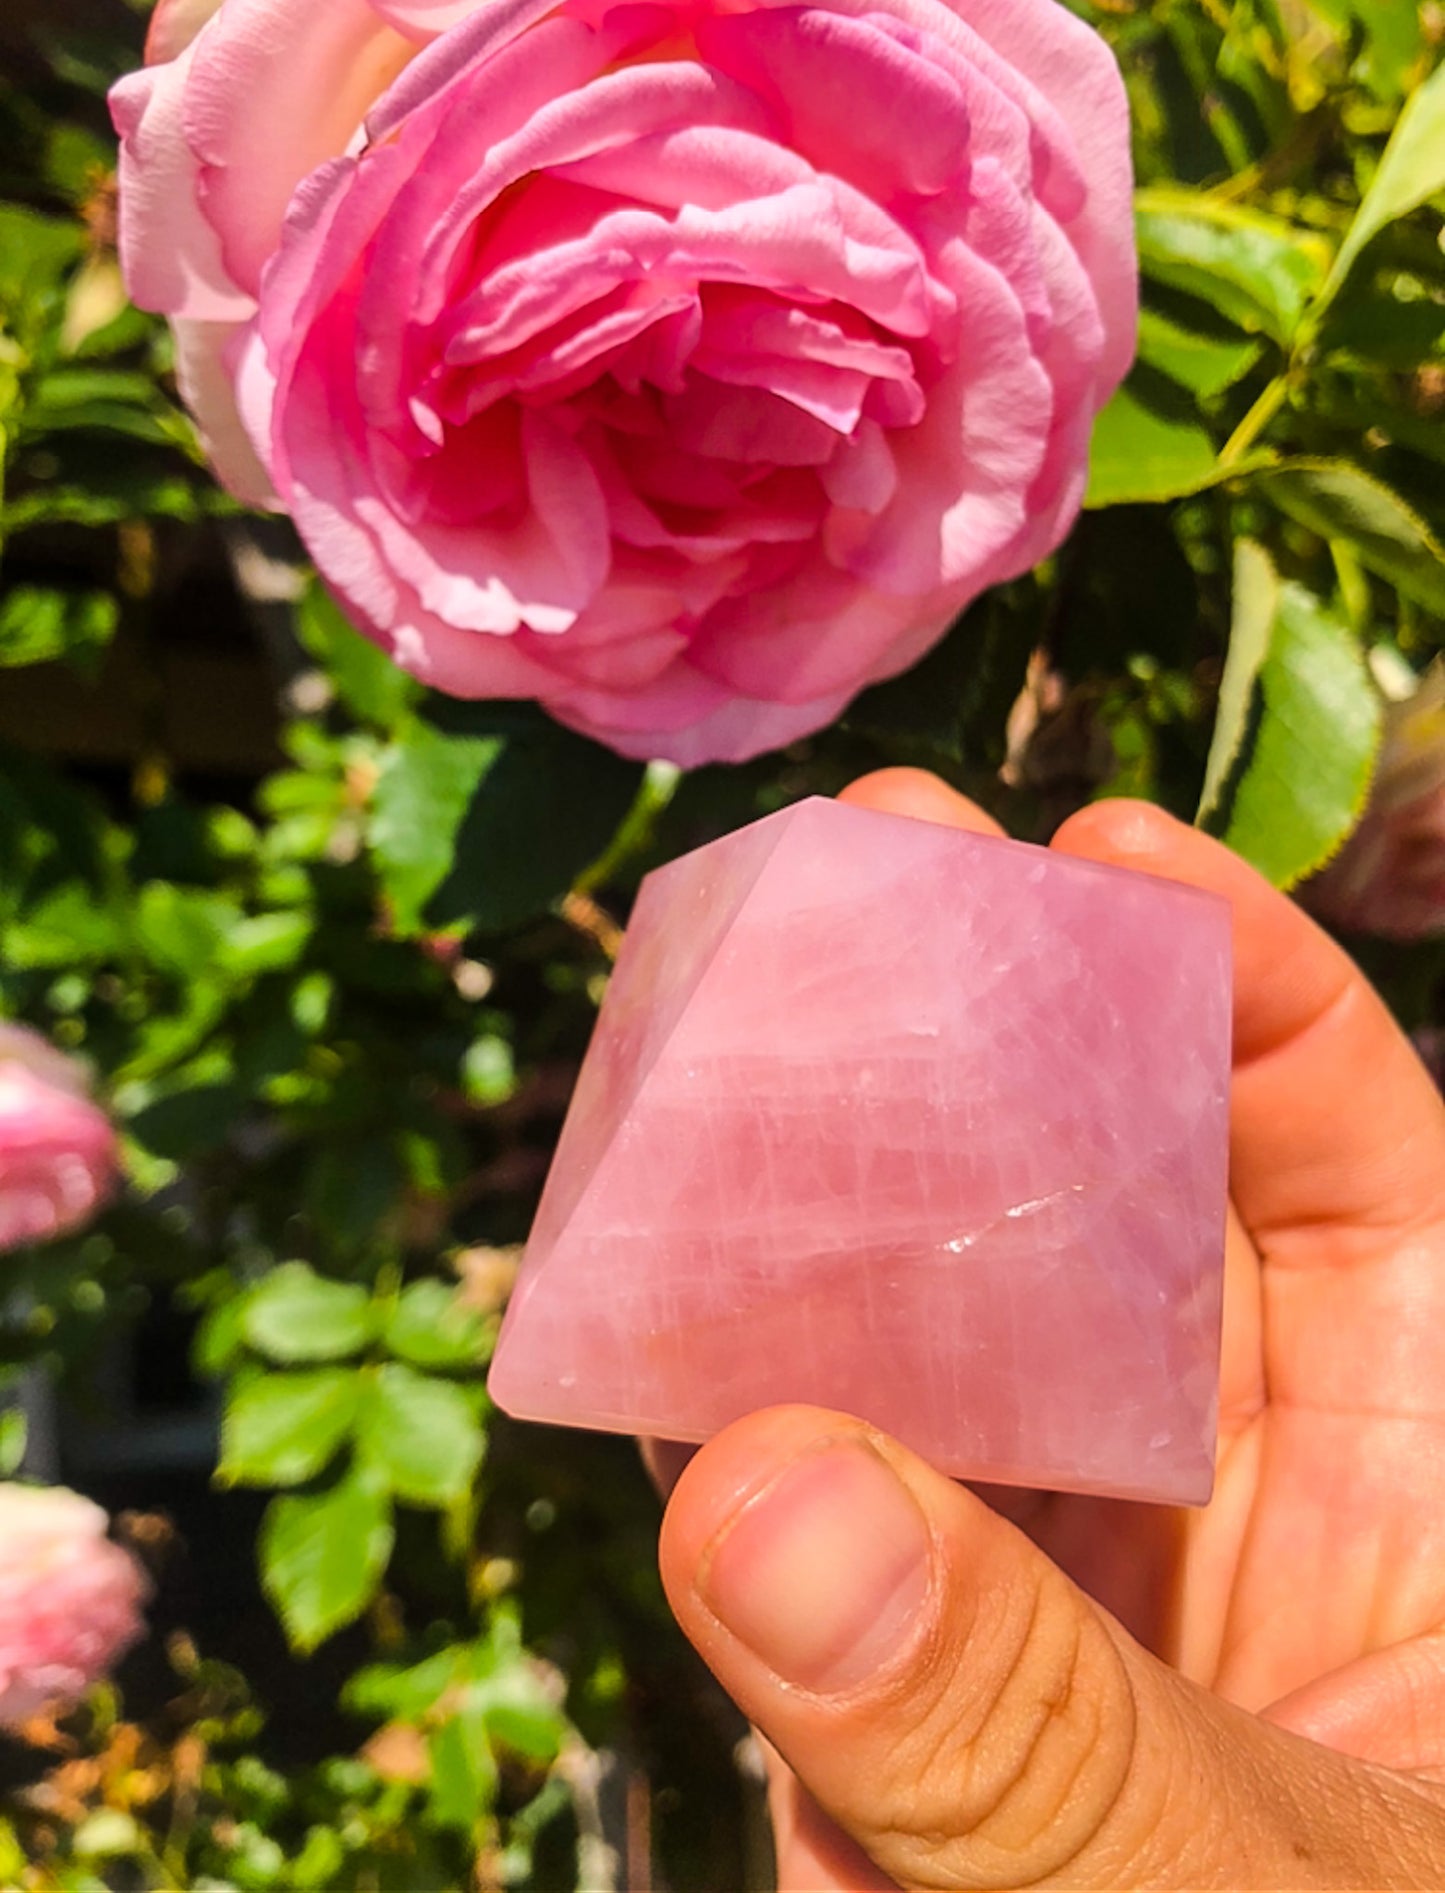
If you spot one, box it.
[384,1279,490,1371]
[354,1363,485,1508]
[220,1369,362,1487]
[1356,0,1427,95]
[425,711,646,933]
[1136,306,1265,397]
[0,206,83,311]
[0,1410,27,1478]
[21,367,197,453]
[1314,59,1445,319]
[290,1825,347,1891]
[193,1296,249,1377]
[295,581,421,729]
[1085,378,1219,507]
[1198,539,1280,825]
[291,970,335,1037]
[427,1703,499,1832]
[302,1138,407,1254]
[1208,570,1382,889]
[1254,461,1445,616]
[1319,288,1445,368]
[475,1669,568,1766]
[242,1263,378,1364]
[219,910,314,979]
[260,1472,394,1653]
[344,1647,464,1721]
[71,1811,142,1860]
[133,883,241,979]
[1134,189,1332,344]
[462,1035,516,1108]
[127,1076,247,1160]
[0,585,117,669]
[2,878,118,966]
[369,719,502,933]
[118,981,231,1083]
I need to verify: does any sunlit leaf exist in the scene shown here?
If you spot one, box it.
[260,1471,394,1652]
[295,580,420,729]
[1314,59,1445,318]
[221,1368,362,1487]
[369,718,501,934]
[354,1363,485,1508]
[1134,189,1332,343]
[1255,461,1445,616]
[384,1279,489,1372]
[242,1263,378,1365]
[425,709,645,934]
[1086,378,1218,506]
[1198,539,1279,826]
[1203,559,1382,889]
[1136,306,1265,396]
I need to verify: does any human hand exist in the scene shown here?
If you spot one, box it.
[655,768,1445,1888]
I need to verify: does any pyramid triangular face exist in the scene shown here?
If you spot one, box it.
[489,798,1231,1505]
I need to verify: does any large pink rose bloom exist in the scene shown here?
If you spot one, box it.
[0,1025,118,1253]
[0,1484,149,1729]
[112,0,1136,765]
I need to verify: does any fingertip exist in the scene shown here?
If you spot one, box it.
[1051,797,1192,872]
[660,1406,871,1608]
[840,769,1005,838]
[662,1407,937,1702]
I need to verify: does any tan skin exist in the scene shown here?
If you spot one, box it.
[649,768,1445,1889]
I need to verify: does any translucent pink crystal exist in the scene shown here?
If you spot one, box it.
[489,798,1231,1504]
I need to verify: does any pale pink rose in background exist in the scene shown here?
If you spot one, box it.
[111,0,1136,765]
[1308,664,1445,942]
[0,1024,119,1253]
[0,1484,149,1729]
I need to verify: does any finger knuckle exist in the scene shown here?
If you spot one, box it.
[868,1565,1144,1887]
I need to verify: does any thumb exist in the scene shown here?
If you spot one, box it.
[659,1407,1444,1889]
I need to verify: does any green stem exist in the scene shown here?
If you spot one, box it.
[1219,374,1291,467]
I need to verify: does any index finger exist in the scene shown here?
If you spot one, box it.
[1052,800,1445,1255]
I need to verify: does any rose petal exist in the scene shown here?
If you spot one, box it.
[184,0,414,298]
[818,418,898,514]
[549,664,856,764]
[172,318,278,506]
[345,408,611,633]
[368,0,486,36]
[698,7,974,200]
[822,238,1052,598]
[110,52,254,320]
[363,0,596,141]
[145,0,226,64]
[947,0,1137,384]
[698,289,921,388]
[689,561,921,700]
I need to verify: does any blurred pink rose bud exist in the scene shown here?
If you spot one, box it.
[0,1484,149,1729]
[1306,663,1445,942]
[0,1024,119,1253]
[110,0,1136,766]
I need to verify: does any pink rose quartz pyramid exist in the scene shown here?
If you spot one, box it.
[488,798,1231,1505]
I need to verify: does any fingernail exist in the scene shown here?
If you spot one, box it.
[698,1439,933,1696]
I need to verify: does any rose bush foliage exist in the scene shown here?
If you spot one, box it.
[111,0,1135,763]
